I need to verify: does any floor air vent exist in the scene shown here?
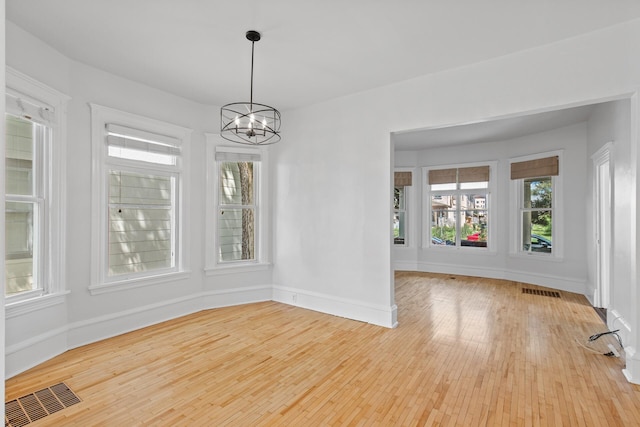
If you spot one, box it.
[522,288,561,298]
[5,382,81,427]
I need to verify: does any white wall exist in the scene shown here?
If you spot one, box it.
[394,123,588,293]
[1,0,7,411]
[272,18,640,380]
[5,21,273,377]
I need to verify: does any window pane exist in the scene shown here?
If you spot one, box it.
[108,170,174,276]
[460,181,488,190]
[108,146,176,165]
[523,210,552,253]
[218,208,255,261]
[431,209,456,245]
[5,201,36,295]
[461,210,488,247]
[394,212,405,244]
[523,177,552,209]
[220,162,254,206]
[6,116,34,196]
[394,187,404,210]
[431,183,456,191]
[460,193,488,248]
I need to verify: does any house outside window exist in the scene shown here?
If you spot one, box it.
[511,154,560,256]
[5,115,45,298]
[426,164,494,249]
[5,68,69,307]
[90,104,191,294]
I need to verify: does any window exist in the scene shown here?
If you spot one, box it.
[511,155,559,256]
[5,68,69,306]
[90,104,191,293]
[426,165,493,249]
[393,171,412,245]
[5,115,45,298]
[205,136,270,273]
[218,157,256,262]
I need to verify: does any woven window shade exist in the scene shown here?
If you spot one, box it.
[428,168,457,185]
[510,156,559,180]
[394,171,412,187]
[458,166,490,183]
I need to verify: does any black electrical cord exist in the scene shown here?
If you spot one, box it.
[588,329,623,357]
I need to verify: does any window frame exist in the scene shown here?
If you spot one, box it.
[509,151,563,260]
[424,162,497,252]
[5,67,70,312]
[204,134,271,275]
[89,104,192,294]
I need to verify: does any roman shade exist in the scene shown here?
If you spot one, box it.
[394,171,412,187]
[510,156,559,180]
[428,166,490,185]
[428,168,457,185]
[458,166,490,183]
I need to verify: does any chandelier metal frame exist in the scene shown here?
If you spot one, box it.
[220,30,281,145]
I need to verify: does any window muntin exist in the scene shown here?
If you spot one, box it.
[520,177,553,254]
[428,166,490,249]
[218,161,256,262]
[5,115,47,297]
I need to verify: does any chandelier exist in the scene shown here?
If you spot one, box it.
[220,30,281,145]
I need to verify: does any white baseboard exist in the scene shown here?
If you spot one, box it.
[396,261,586,295]
[272,285,398,328]
[6,285,273,378]
[5,326,68,379]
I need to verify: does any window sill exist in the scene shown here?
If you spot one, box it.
[509,252,564,262]
[205,262,271,276]
[89,270,191,295]
[6,291,70,318]
[423,246,497,255]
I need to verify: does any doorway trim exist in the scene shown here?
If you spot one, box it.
[592,142,613,309]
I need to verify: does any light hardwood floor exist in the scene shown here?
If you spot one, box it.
[6,272,640,426]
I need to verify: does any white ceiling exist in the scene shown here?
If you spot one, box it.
[393,103,597,151]
[7,1,640,112]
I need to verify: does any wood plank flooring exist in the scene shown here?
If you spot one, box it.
[6,272,640,426]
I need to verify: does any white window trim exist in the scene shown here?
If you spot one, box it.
[204,133,271,275]
[509,150,564,260]
[89,104,192,294]
[423,161,497,253]
[5,67,71,314]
